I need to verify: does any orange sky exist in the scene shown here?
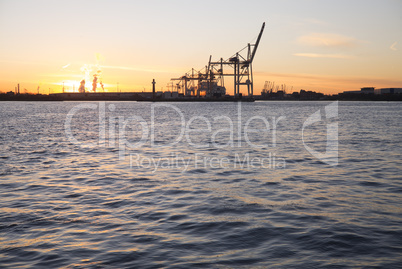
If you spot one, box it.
[0,0,401,95]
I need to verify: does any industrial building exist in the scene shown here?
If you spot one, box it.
[374,88,402,95]
[342,87,402,95]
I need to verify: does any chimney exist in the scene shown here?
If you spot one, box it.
[152,79,156,100]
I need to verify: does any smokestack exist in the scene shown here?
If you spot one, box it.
[100,81,104,92]
[152,79,156,100]
[79,80,86,93]
[92,75,97,92]
[17,84,20,95]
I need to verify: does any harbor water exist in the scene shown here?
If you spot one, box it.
[0,101,401,268]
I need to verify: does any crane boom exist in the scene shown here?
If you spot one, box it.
[250,22,265,63]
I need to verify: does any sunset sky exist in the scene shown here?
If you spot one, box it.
[0,0,401,95]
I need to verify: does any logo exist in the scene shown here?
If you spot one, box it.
[302,101,338,166]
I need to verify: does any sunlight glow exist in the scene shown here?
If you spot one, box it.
[0,1,401,94]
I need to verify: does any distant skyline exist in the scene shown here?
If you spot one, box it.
[0,0,401,95]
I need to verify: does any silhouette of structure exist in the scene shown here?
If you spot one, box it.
[78,80,86,93]
[171,22,265,98]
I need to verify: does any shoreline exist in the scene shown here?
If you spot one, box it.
[1,92,401,102]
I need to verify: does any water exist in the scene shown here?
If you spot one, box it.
[0,101,401,268]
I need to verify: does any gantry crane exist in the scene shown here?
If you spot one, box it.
[171,22,265,98]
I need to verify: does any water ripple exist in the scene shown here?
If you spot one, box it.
[0,101,401,268]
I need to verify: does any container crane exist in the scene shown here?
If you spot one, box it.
[171,22,265,98]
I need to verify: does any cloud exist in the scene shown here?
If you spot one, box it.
[0,60,52,66]
[293,53,354,59]
[255,71,402,85]
[100,65,179,73]
[289,18,328,28]
[303,18,328,26]
[298,33,360,48]
[253,71,402,93]
[390,41,397,51]
[41,74,83,78]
